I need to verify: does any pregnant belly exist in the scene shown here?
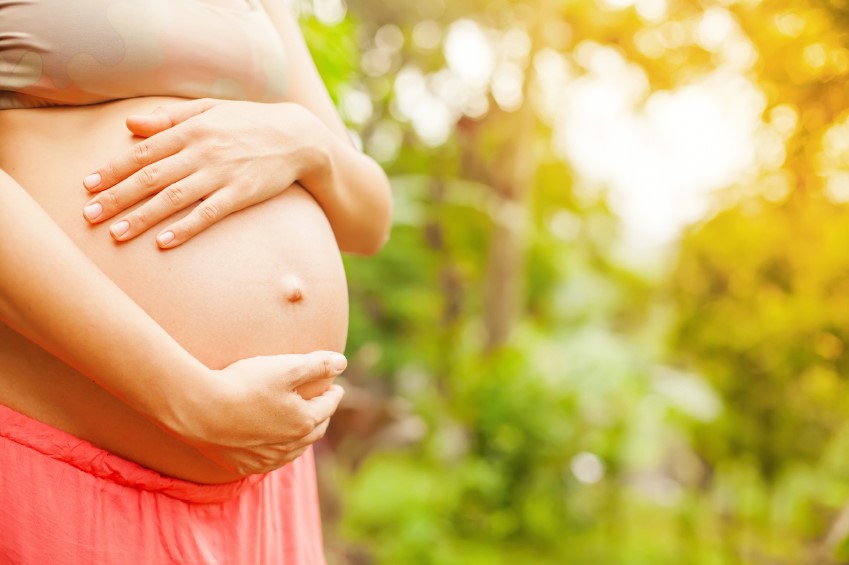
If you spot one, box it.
[0,98,348,483]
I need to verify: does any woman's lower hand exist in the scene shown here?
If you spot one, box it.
[81,98,330,249]
[170,350,346,477]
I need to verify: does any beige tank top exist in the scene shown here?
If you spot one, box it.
[0,0,288,109]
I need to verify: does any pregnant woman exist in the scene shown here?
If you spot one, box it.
[0,0,391,563]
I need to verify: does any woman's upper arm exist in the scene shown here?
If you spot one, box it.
[260,0,353,145]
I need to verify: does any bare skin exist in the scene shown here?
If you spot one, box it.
[0,97,349,483]
[81,0,392,254]
[0,1,390,484]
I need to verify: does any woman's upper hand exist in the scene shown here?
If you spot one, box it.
[170,350,347,477]
[81,98,329,249]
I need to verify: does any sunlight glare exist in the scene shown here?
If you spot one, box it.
[500,28,532,66]
[570,452,605,484]
[430,69,470,111]
[413,96,453,146]
[492,62,524,112]
[695,8,736,52]
[552,59,764,245]
[602,0,635,9]
[367,120,403,163]
[825,172,849,204]
[769,104,798,136]
[636,0,667,22]
[341,88,373,125]
[463,92,490,119]
[361,47,393,77]
[412,20,442,50]
[312,0,346,25]
[444,19,496,89]
[394,65,455,145]
[375,24,404,52]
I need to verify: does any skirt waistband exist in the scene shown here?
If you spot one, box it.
[0,403,263,504]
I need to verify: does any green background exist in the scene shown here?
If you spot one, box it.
[298,0,849,562]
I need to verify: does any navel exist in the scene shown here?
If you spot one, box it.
[280,274,305,304]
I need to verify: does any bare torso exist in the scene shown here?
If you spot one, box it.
[0,97,349,483]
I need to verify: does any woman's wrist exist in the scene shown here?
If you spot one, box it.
[137,357,217,441]
[285,103,335,198]
[280,102,391,255]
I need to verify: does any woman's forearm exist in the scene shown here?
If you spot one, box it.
[0,167,207,429]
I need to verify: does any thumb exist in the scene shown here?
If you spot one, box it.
[288,351,348,388]
[125,98,219,137]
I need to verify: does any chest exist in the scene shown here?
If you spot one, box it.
[0,0,288,107]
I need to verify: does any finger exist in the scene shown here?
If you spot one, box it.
[282,352,348,389]
[303,384,345,424]
[155,190,239,248]
[260,410,333,453]
[280,417,332,453]
[281,445,310,464]
[84,131,185,193]
[262,446,308,472]
[231,444,308,476]
[84,153,193,225]
[108,173,214,242]
[126,99,219,138]
[198,418,326,475]
[196,444,297,478]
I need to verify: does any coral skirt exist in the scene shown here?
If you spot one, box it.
[0,404,325,565]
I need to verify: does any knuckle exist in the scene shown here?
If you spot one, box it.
[137,165,159,188]
[192,121,214,139]
[123,208,148,229]
[199,202,220,223]
[100,162,117,183]
[164,183,184,208]
[206,140,228,157]
[177,153,193,170]
[216,192,232,208]
[132,141,153,165]
[239,462,258,476]
[293,419,312,438]
[100,190,118,211]
[131,207,149,227]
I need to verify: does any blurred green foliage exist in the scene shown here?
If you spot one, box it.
[300,0,849,563]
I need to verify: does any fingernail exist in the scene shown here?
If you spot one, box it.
[111,220,129,239]
[157,231,175,247]
[331,353,347,372]
[83,202,102,222]
[83,173,101,190]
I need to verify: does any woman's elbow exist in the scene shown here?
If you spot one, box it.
[342,211,391,256]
